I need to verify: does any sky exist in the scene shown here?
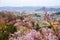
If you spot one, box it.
[0,0,60,7]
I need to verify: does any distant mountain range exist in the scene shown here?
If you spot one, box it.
[35,7,60,12]
[0,7,60,12]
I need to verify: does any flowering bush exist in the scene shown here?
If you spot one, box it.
[0,11,60,40]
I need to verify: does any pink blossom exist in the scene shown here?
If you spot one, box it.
[16,19,21,22]
[14,31,21,35]
[14,22,20,26]
[9,20,16,24]
[23,29,41,40]
[48,33,58,40]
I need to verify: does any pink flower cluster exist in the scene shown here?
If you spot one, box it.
[9,17,59,40]
[9,29,41,40]
[41,28,58,40]
[14,18,33,28]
